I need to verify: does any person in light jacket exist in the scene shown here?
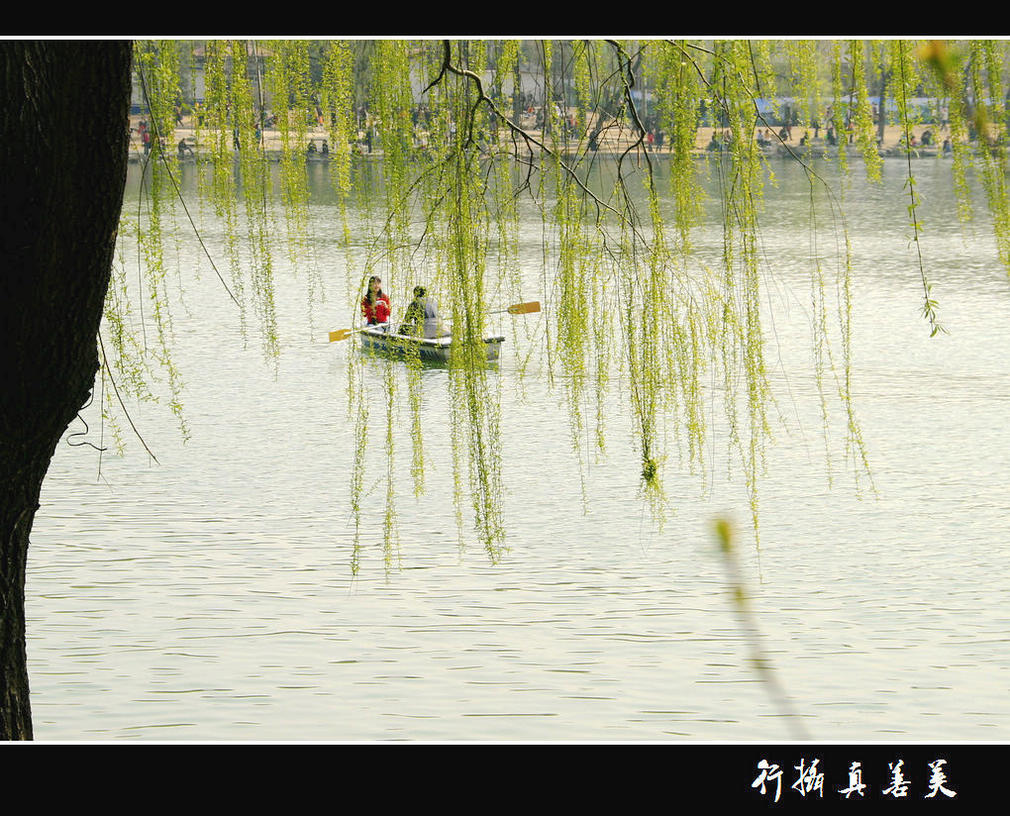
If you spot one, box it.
[399,286,448,338]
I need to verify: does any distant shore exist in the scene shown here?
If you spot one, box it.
[128,115,955,164]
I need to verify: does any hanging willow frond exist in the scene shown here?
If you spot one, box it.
[114,38,1010,572]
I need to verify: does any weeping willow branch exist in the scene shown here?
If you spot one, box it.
[113,37,959,572]
[713,518,809,740]
[429,39,642,235]
[607,40,652,169]
[135,50,240,308]
[896,40,946,337]
[675,39,848,218]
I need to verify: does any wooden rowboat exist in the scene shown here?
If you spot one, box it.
[359,325,505,364]
[329,302,536,361]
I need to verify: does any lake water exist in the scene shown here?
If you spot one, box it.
[27,153,1010,742]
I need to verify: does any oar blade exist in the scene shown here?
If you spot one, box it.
[507,301,541,315]
[329,329,352,342]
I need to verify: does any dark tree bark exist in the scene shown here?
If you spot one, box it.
[0,40,133,739]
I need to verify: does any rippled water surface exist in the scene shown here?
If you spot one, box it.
[28,156,1010,741]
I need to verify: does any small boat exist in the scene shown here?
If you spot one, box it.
[359,325,505,364]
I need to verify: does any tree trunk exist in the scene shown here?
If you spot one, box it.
[0,40,132,740]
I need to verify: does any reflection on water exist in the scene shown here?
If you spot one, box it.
[27,156,1010,740]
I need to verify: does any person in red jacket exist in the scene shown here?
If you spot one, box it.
[361,275,391,326]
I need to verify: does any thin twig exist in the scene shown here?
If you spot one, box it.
[431,40,643,238]
[98,330,160,465]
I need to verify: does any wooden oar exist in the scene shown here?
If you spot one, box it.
[445,301,542,320]
[328,301,540,342]
[499,300,540,315]
[328,322,389,343]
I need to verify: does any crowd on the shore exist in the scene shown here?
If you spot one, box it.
[127,97,966,162]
